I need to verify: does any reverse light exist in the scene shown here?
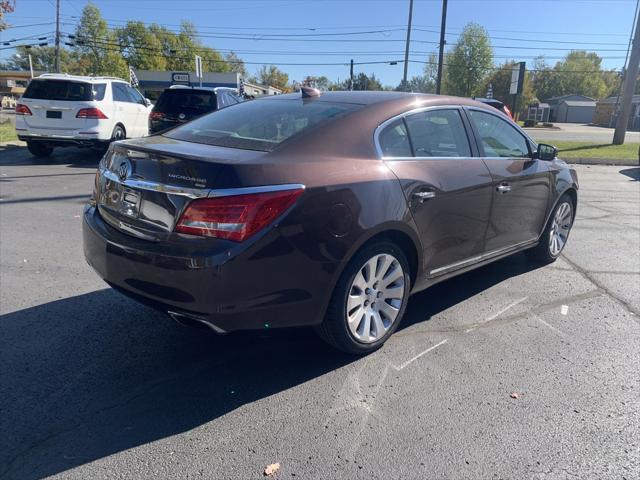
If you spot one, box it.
[15,104,32,115]
[175,188,304,242]
[76,107,108,119]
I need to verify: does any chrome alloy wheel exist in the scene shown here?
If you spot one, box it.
[549,201,573,256]
[346,253,406,343]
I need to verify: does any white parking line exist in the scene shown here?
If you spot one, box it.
[465,296,529,333]
[394,339,448,370]
[561,305,569,315]
[536,316,569,339]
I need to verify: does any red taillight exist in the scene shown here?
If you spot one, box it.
[175,188,304,242]
[76,107,108,119]
[503,105,514,120]
[149,111,165,121]
[15,104,32,115]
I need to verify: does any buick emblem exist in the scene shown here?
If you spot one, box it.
[178,113,186,120]
[117,161,130,182]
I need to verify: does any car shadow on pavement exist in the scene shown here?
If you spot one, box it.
[0,254,542,480]
[399,252,542,331]
[0,145,103,168]
[619,167,639,181]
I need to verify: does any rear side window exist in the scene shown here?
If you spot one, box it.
[23,80,93,101]
[166,98,361,152]
[405,109,471,157]
[92,84,106,101]
[378,119,412,157]
[468,110,530,158]
[155,90,217,115]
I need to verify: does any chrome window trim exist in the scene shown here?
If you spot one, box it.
[374,105,472,161]
[428,237,538,277]
[101,168,305,199]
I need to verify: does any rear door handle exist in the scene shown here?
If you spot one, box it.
[496,184,511,194]
[413,190,436,201]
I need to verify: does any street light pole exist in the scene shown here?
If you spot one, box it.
[402,0,414,90]
[436,0,448,94]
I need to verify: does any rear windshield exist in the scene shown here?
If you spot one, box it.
[23,80,98,101]
[155,90,217,116]
[165,98,361,152]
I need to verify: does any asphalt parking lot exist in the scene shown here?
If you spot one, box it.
[1,146,639,480]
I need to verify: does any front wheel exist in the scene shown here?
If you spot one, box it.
[26,141,53,158]
[527,194,575,264]
[316,240,411,354]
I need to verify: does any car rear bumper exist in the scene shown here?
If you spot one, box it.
[17,132,109,147]
[82,205,334,332]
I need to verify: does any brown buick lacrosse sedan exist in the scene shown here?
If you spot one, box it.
[83,89,578,354]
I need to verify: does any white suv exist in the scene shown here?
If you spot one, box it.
[15,74,153,157]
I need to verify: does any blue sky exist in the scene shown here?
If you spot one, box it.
[1,0,636,87]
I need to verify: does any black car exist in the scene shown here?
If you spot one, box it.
[148,86,243,134]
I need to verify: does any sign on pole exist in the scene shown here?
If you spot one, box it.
[509,62,526,120]
[195,55,202,87]
[509,62,526,95]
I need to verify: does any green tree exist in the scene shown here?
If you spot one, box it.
[0,0,15,31]
[351,72,382,90]
[256,65,289,91]
[444,23,493,96]
[5,45,74,72]
[116,21,167,70]
[224,51,247,77]
[74,3,127,78]
[553,51,609,99]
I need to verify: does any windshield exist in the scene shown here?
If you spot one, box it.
[23,80,97,101]
[155,90,217,116]
[165,98,361,152]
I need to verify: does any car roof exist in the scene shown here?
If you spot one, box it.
[36,73,128,83]
[259,90,494,109]
[166,86,237,93]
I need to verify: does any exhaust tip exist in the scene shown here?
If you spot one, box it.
[167,311,226,334]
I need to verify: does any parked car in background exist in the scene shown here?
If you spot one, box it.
[148,86,243,134]
[15,74,153,157]
[83,89,577,354]
[474,97,514,120]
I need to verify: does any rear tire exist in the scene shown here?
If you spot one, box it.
[111,124,126,143]
[526,193,575,264]
[26,141,53,158]
[315,240,411,354]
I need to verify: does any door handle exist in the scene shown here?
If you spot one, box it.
[496,184,511,194]
[413,190,436,202]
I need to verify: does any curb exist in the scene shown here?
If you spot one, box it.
[564,157,639,166]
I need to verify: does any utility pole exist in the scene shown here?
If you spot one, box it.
[436,0,448,94]
[54,0,60,73]
[613,6,640,145]
[349,59,354,90]
[402,0,414,90]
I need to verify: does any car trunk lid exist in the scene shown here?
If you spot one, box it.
[95,137,268,241]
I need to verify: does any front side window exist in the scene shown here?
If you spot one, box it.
[127,86,145,105]
[405,109,471,157]
[378,119,412,157]
[468,109,530,158]
[166,98,361,152]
